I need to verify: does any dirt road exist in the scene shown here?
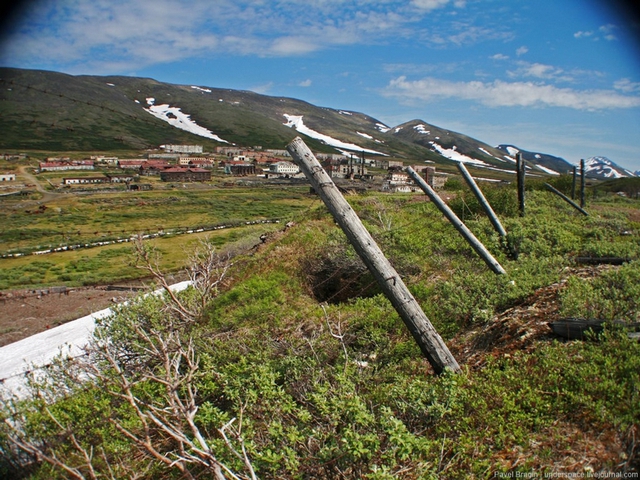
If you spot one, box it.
[0,286,141,347]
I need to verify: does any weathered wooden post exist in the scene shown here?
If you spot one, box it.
[572,166,577,200]
[287,137,460,374]
[544,183,589,216]
[580,159,586,209]
[406,167,506,275]
[516,152,525,217]
[456,162,507,238]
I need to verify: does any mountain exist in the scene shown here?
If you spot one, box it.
[583,156,637,179]
[495,145,572,176]
[0,67,622,179]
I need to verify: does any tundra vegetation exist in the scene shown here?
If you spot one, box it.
[1,177,639,478]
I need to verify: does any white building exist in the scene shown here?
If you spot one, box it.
[162,145,203,154]
[269,161,299,175]
[0,173,16,181]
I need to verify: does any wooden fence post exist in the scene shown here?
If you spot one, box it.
[516,153,525,217]
[544,183,589,216]
[406,167,506,275]
[287,137,460,374]
[572,166,577,200]
[580,159,586,209]
[456,162,507,238]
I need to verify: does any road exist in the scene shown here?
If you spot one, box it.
[18,165,63,202]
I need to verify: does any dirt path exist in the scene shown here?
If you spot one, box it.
[0,286,143,347]
[17,165,64,202]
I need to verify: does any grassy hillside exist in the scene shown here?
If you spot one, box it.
[0,185,314,288]
[2,183,639,478]
[1,67,540,173]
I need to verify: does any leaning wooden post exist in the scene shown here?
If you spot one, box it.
[287,137,460,374]
[516,152,525,217]
[580,159,586,209]
[406,167,506,275]
[571,166,577,200]
[544,183,589,216]
[456,162,507,238]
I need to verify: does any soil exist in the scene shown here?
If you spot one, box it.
[0,285,144,347]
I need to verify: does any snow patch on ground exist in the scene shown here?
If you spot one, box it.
[0,282,192,398]
[144,98,229,143]
[376,123,390,133]
[191,86,212,93]
[283,114,386,155]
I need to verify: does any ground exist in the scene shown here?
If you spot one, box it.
[0,285,142,347]
[0,264,637,471]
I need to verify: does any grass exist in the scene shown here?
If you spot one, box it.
[1,182,639,479]
[0,185,314,288]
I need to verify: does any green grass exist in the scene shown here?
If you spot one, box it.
[1,185,639,479]
[0,185,314,288]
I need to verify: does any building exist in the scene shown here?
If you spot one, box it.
[91,156,119,165]
[139,161,174,176]
[0,173,16,181]
[269,161,299,175]
[178,157,215,167]
[382,169,419,193]
[62,177,108,185]
[118,159,149,169]
[106,174,136,183]
[160,167,211,182]
[162,145,203,154]
[224,161,256,176]
[374,159,404,170]
[423,166,448,189]
[39,160,94,172]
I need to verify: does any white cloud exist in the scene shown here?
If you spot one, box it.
[574,30,594,39]
[574,24,618,42]
[251,82,274,94]
[516,46,528,56]
[491,53,509,60]
[411,0,450,11]
[614,78,640,93]
[507,61,576,83]
[384,76,640,110]
[1,0,496,70]
[298,79,312,87]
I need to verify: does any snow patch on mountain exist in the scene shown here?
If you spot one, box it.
[414,124,430,134]
[283,114,386,155]
[505,146,519,157]
[144,98,229,143]
[191,86,212,93]
[479,147,508,162]
[583,156,635,178]
[376,123,391,133]
[430,142,488,166]
[534,164,560,175]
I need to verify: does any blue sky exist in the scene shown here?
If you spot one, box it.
[1,0,640,171]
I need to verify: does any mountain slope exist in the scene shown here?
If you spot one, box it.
[3,67,630,179]
[583,156,637,179]
[496,144,572,175]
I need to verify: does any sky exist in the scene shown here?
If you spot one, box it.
[1,0,640,172]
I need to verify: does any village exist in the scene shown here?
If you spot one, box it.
[6,143,449,193]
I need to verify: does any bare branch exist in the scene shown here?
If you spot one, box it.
[321,304,349,373]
